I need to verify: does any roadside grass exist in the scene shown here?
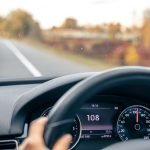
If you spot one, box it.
[16,38,118,70]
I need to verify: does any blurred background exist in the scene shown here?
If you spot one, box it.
[0,0,150,78]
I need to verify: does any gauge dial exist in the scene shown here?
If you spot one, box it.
[117,105,150,141]
[69,115,81,149]
[41,107,81,149]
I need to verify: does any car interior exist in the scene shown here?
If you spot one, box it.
[1,0,150,149]
[0,67,150,149]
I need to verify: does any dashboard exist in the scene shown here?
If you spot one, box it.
[0,70,150,149]
[29,95,150,149]
[40,101,119,149]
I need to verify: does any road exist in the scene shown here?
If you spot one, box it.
[0,39,95,79]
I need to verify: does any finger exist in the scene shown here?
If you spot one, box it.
[53,134,72,150]
[18,139,29,150]
[29,117,48,139]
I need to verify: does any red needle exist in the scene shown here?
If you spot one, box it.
[136,108,139,123]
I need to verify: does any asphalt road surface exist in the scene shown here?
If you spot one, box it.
[0,39,95,79]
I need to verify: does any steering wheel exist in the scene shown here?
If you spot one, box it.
[44,67,150,149]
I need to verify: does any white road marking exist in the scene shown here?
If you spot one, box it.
[4,40,42,77]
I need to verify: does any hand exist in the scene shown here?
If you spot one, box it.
[19,117,72,150]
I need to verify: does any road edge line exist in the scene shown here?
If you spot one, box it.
[4,40,42,77]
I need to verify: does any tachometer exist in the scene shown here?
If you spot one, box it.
[117,105,150,141]
[41,107,81,149]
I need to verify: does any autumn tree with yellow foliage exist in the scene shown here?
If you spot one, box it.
[141,9,150,49]
[0,9,42,39]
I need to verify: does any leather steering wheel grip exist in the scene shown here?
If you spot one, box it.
[44,66,150,149]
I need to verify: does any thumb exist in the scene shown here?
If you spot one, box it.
[53,134,72,150]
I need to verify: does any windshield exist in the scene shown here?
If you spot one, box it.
[0,0,150,79]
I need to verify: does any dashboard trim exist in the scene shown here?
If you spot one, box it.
[9,72,96,135]
[0,140,18,150]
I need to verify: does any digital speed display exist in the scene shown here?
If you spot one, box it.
[41,103,150,149]
[78,103,119,140]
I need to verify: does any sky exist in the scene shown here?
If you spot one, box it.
[0,0,150,29]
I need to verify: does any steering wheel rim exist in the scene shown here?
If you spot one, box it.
[44,66,150,149]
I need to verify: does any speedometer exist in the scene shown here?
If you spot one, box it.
[41,107,81,150]
[117,105,150,141]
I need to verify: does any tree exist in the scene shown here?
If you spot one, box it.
[61,18,78,29]
[0,17,4,31]
[124,44,140,65]
[141,9,150,49]
[5,9,42,39]
[0,16,7,36]
[108,23,121,40]
[28,21,42,39]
